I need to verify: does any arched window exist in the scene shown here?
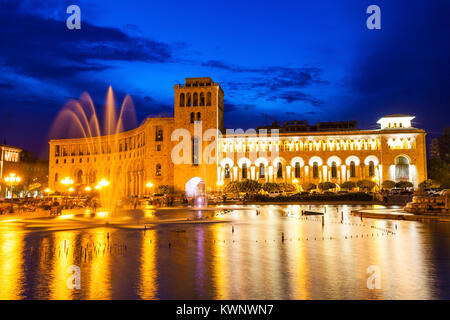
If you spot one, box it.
[331,161,337,178]
[294,162,301,178]
[259,163,265,178]
[156,164,161,176]
[190,112,195,123]
[197,112,201,121]
[193,93,198,106]
[89,170,96,184]
[186,93,191,107]
[179,93,185,107]
[368,161,375,177]
[76,170,83,184]
[242,163,247,179]
[200,92,205,106]
[224,164,230,179]
[313,162,319,178]
[206,92,211,106]
[277,162,283,178]
[350,161,356,178]
[395,156,409,181]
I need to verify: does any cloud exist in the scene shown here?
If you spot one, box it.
[0,2,173,81]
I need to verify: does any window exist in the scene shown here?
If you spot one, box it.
[368,161,375,177]
[206,92,212,106]
[350,161,356,178]
[55,173,58,182]
[186,93,191,107]
[225,164,230,179]
[179,93,185,107]
[395,156,409,181]
[89,171,96,184]
[277,162,283,178]
[155,127,163,141]
[76,170,83,184]
[331,162,337,178]
[200,92,205,106]
[193,137,200,165]
[259,163,265,178]
[190,112,195,123]
[156,144,161,151]
[242,163,247,179]
[193,93,198,106]
[56,159,59,164]
[295,162,301,178]
[156,164,162,176]
[313,162,319,179]
[197,112,201,121]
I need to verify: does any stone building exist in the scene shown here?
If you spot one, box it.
[48,78,427,196]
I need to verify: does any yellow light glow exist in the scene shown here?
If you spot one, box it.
[98,179,109,187]
[61,177,74,185]
[146,182,154,188]
[44,188,51,193]
[293,178,299,184]
[85,186,92,191]
[68,187,74,192]
[95,185,102,190]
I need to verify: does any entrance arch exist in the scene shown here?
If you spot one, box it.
[185,177,207,207]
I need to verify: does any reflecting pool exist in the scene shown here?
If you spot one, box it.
[1,204,449,299]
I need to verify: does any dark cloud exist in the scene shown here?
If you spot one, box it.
[0,2,173,80]
[267,91,322,106]
[224,102,256,113]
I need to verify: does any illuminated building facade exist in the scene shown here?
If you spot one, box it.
[49,78,427,195]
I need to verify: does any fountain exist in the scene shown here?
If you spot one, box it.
[185,177,208,208]
[49,87,137,214]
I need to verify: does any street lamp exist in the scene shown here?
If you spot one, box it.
[146,181,154,195]
[4,173,21,213]
[84,186,92,192]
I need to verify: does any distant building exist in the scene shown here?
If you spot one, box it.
[0,144,49,198]
[49,77,428,196]
[430,127,450,162]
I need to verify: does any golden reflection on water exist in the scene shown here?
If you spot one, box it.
[138,229,157,299]
[0,205,444,299]
[0,230,24,299]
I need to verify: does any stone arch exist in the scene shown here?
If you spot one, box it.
[345,155,360,166]
[255,157,269,167]
[327,155,342,167]
[220,158,234,168]
[308,156,323,167]
[364,155,379,166]
[290,156,305,167]
[237,157,251,168]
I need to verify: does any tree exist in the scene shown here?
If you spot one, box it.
[357,179,376,191]
[418,179,439,189]
[381,180,396,190]
[239,180,261,194]
[278,182,296,193]
[341,181,356,190]
[156,185,173,194]
[224,181,240,194]
[427,157,450,188]
[318,182,336,191]
[395,181,413,189]
[301,182,317,192]
[262,182,281,193]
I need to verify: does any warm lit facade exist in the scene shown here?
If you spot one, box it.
[49,78,427,195]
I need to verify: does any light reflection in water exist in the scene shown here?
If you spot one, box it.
[0,204,448,299]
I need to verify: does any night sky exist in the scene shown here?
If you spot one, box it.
[0,0,449,159]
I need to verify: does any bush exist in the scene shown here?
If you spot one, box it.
[156,185,173,194]
[301,182,316,192]
[357,179,376,191]
[381,180,396,189]
[262,182,280,193]
[248,192,373,203]
[395,181,413,189]
[224,180,261,194]
[278,182,296,192]
[341,181,356,190]
[318,181,336,191]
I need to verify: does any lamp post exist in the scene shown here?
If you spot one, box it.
[146,181,154,195]
[4,173,21,213]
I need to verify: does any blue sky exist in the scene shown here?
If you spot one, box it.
[0,0,449,158]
